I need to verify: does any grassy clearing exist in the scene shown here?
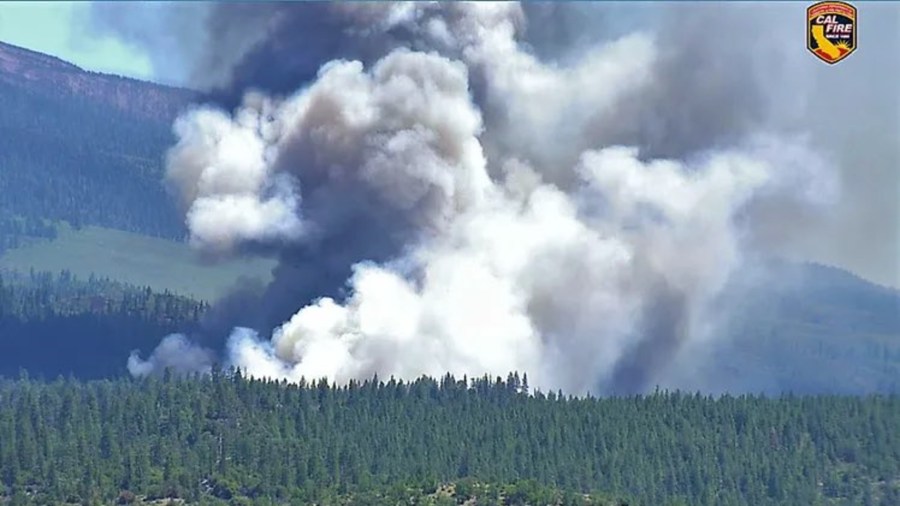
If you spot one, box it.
[0,224,274,302]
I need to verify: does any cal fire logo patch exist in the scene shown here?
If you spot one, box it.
[807,1,857,64]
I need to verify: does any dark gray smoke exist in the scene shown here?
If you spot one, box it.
[112,2,895,395]
[609,278,688,396]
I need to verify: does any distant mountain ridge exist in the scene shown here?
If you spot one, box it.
[0,40,196,242]
[689,260,900,395]
[0,40,197,124]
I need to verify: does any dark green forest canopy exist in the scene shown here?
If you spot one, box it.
[0,269,206,380]
[0,374,898,506]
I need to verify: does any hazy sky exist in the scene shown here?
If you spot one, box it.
[0,2,153,79]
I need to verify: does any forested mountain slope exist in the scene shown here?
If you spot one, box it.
[0,375,897,505]
[0,41,192,122]
[0,41,196,247]
[700,262,900,395]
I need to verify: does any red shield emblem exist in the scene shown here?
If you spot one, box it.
[807,1,857,64]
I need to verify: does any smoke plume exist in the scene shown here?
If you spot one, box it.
[122,2,864,394]
[127,334,215,378]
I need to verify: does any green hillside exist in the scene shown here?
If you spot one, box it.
[0,73,186,242]
[0,41,196,244]
[700,262,900,395]
[0,224,273,302]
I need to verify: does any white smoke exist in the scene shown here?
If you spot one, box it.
[225,144,774,393]
[167,49,491,254]
[138,2,835,394]
[127,334,216,378]
[166,103,305,254]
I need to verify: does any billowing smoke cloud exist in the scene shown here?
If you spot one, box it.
[224,142,781,394]
[91,2,899,289]
[122,2,861,394]
[127,334,216,378]
[167,49,490,255]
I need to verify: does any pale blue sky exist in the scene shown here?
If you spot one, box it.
[0,2,153,80]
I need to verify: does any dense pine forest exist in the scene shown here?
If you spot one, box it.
[0,269,206,379]
[0,373,898,506]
